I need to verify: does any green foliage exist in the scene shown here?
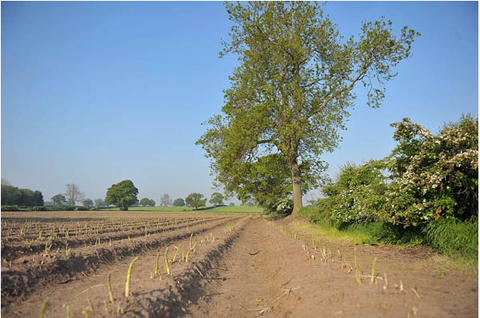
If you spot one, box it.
[229,202,235,206]
[234,154,317,209]
[209,192,224,206]
[315,115,477,227]
[63,205,75,211]
[1,205,19,211]
[139,198,155,207]
[52,194,67,206]
[83,199,94,208]
[173,198,185,206]
[94,198,106,208]
[384,115,478,226]
[306,115,478,262]
[1,185,44,206]
[105,180,139,211]
[322,161,388,223]
[185,193,206,210]
[423,218,478,263]
[197,1,419,213]
[32,206,48,211]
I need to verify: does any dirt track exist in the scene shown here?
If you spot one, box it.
[1,214,477,317]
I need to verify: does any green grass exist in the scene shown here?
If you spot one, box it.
[423,218,478,264]
[102,205,263,213]
[299,206,478,264]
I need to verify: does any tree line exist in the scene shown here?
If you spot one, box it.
[1,183,44,207]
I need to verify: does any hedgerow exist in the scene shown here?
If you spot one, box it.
[310,115,478,261]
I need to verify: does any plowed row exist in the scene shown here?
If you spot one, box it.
[1,211,247,315]
[1,212,477,318]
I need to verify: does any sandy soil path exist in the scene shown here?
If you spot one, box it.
[188,216,477,318]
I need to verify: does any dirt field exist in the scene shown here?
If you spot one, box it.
[1,211,477,317]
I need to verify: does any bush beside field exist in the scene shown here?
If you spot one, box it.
[302,116,478,264]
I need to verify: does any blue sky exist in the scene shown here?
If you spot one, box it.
[1,1,478,204]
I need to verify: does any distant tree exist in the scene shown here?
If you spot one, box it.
[209,192,224,206]
[1,186,43,206]
[173,198,185,206]
[229,202,235,206]
[33,191,44,206]
[65,184,84,206]
[19,189,34,206]
[185,193,206,210]
[1,178,11,186]
[139,198,152,207]
[83,199,94,208]
[52,194,67,206]
[105,180,139,211]
[149,199,156,207]
[94,198,106,208]
[160,194,172,206]
[1,185,22,205]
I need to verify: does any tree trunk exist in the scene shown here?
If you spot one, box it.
[291,160,303,215]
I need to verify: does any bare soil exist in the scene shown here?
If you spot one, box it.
[1,212,477,317]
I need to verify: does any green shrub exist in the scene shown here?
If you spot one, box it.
[318,161,388,224]
[32,206,48,211]
[1,205,19,211]
[384,115,478,226]
[75,206,88,211]
[63,206,75,211]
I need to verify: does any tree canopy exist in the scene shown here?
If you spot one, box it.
[139,198,155,207]
[197,2,419,214]
[52,194,67,207]
[2,185,44,206]
[173,198,185,206]
[83,199,94,208]
[185,193,206,210]
[209,192,225,206]
[105,180,139,211]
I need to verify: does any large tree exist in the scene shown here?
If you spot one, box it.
[197,2,419,214]
[105,180,139,211]
[65,184,84,206]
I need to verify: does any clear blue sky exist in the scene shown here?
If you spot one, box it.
[1,1,478,204]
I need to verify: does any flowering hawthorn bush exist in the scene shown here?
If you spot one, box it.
[317,115,478,228]
[321,161,388,223]
[384,115,478,226]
